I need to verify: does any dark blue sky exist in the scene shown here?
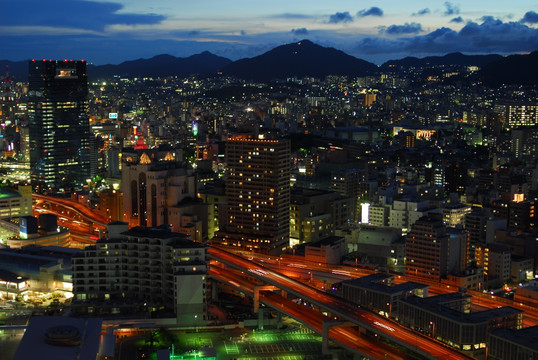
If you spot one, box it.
[1,0,537,64]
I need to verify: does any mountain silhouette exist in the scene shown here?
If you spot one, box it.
[381,52,503,69]
[220,40,378,81]
[88,52,232,79]
[480,51,538,86]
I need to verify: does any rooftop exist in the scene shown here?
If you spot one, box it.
[0,268,28,283]
[401,293,522,323]
[13,316,102,360]
[490,326,538,351]
[342,273,428,295]
[0,188,21,199]
[306,236,346,248]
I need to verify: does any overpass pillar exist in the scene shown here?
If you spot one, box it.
[211,281,218,302]
[322,320,341,355]
[276,312,282,329]
[258,308,264,330]
[253,285,279,313]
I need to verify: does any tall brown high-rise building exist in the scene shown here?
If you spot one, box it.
[214,133,290,254]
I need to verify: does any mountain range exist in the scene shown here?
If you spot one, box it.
[380,52,504,69]
[1,40,537,85]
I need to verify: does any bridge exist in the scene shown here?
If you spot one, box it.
[208,247,476,360]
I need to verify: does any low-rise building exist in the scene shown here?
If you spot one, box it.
[514,282,538,307]
[398,293,523,357]
[290,187,354,247]
[0,245,77,300]
[445,267,485,291]
[511,256,534,282]
[14,316,102,360]
[441,202,472,228]
[475,243,511,289]
[349,224,405,272]
[489,326,538,360]
[304,236,347,265]
[341,273,428,319]
[0,185,32,220]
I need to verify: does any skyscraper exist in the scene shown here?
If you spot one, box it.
[28,60,91,191]
[214,133,290,254]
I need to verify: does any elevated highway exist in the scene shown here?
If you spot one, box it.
[210,266,411,360]
[209,247,476,360]
[33,194,108,229]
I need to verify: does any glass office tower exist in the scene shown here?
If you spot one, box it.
[28,60,91,192]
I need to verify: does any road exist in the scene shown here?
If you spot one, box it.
[242,248,538,327]
[210,267,410,360]
[33,194,107,245]
[33,194,108,227]
[209,247,476,360]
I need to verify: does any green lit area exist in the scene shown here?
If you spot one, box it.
[0,190,18,199]
[128,324,323,360]
[170,353,215,360]
[217,328,323,360]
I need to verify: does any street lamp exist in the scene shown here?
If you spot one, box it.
[386,302,392,318]
[429,321,435,339]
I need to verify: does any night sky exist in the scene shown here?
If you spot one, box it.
[1,0,538,64]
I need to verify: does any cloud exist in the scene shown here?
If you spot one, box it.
[521,11,538,24]
[381,23,423,35]
[291,28,308,36]
[480,16,497,23]
[450,16,464,23]
[357,7,384,17]
[354,18,538,55]
[0,0,165,32]
[271,13,313,19]
[443,2,460,16]
[328,12,353,24]
[412,8,430,16]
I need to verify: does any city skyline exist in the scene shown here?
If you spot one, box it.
[1,0,538,65]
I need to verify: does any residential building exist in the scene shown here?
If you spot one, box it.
[72,224,208,325]
[214,133,290,254]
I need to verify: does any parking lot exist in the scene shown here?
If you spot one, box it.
[221,328,323,360]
